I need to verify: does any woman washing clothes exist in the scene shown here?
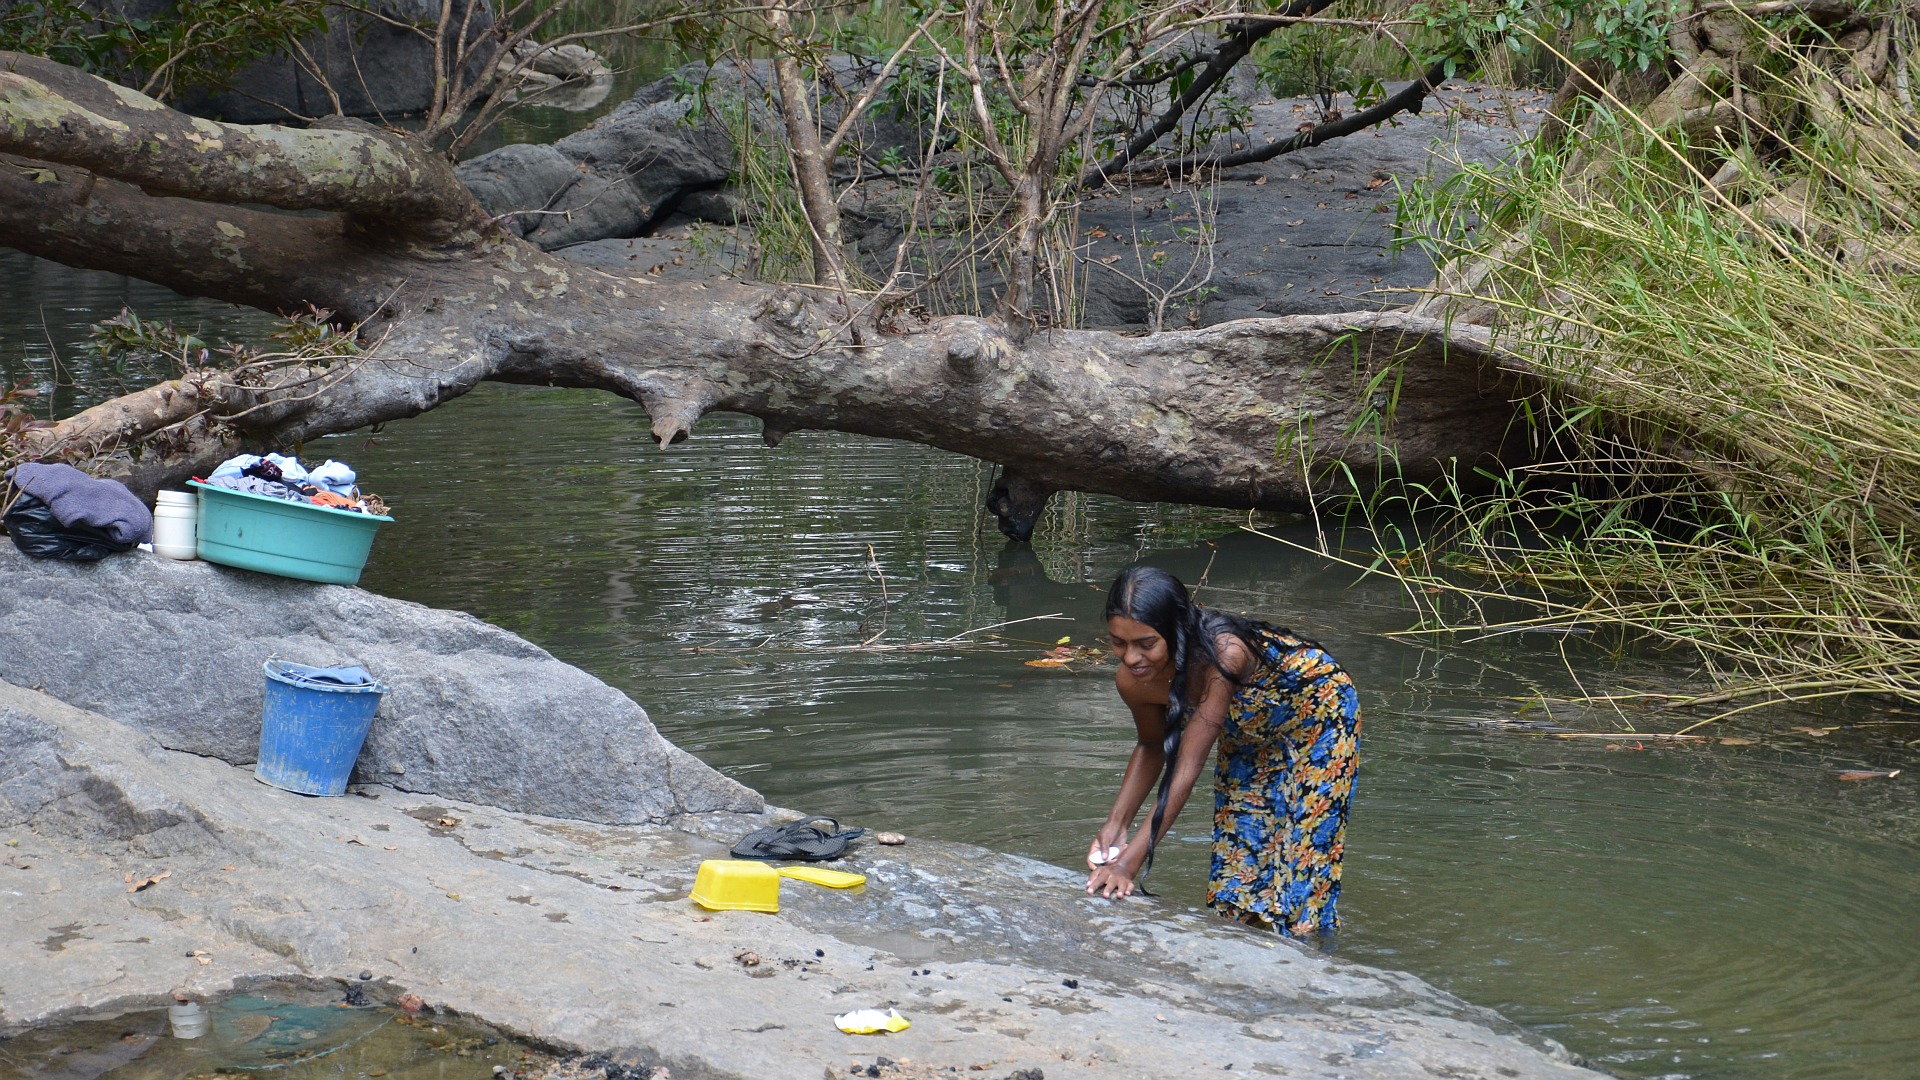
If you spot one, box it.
[1086,565,1361,938]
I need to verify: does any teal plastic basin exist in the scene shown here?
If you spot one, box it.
[188,479,392,586]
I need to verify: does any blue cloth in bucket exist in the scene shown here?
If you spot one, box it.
[257,660,387,797]
[274,663,377,689]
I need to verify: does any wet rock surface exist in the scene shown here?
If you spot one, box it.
[0,556,1598,1078]
[0,546,758,824]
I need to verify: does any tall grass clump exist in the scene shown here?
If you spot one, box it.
[1394,30,1920,720]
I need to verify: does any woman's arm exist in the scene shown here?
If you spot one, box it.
[1088,635,1248,898]
[1090,694,1167,865]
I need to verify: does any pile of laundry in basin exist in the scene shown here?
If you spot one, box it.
[200,453,388,515]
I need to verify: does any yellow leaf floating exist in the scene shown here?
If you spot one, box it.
[835,1008,910,1035]
[1056,636,1072,645]
[1024,657,1069,668]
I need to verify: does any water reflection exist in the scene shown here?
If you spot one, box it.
[0,251,282,417]
[0,988,532,1080]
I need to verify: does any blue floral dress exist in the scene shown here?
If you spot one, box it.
[1206,626,1361,936]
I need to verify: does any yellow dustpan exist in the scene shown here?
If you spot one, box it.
[691,859,781,912]
[777,865,867,889]
[690,861,867,913]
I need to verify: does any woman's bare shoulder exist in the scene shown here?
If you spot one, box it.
[1212,630,1257,677]
[1116,666,1170,708]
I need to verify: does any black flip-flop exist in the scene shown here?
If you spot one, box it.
[730,816,865,862]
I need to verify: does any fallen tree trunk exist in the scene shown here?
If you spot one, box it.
[0,52,1535,539]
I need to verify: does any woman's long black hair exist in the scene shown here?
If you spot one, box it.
[1105,565,1271,888]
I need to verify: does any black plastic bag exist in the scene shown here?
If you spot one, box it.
[3,493,137,561]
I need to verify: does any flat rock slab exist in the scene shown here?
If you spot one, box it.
[0,546,759,824]
[0,677,1599,1079]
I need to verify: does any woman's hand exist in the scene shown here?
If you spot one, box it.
[1086,830,1127,870]
[1086,862,1138,899]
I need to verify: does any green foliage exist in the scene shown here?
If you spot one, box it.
[0,0,329,99]
[1572,0,1681,71]
[88,307,207,378]
[1255,26,1386,112]
[89,303,356,381]
[687,84,818,286]
[1408,0,1680,77]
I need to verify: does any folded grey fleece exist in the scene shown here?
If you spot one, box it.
[6,463,154,544]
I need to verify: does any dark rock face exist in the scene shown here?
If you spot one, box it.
[96,0,498,123]
[1071,85,1548,327]
[457,56,933,251]
[0,546,760,823]
[456,64,766,250]
[457,89,736,249]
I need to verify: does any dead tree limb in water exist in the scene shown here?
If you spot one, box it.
[0,51,1534,540]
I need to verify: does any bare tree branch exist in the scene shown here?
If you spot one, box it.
[1147,57,1456,177]
[1077,0,1343,188]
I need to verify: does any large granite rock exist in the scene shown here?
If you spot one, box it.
[0,546,758,824]
[457,74,737,250]
[0,678,1601,1078]
[458,56,931,251]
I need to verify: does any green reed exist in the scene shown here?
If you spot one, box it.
[1385,47,1920,720]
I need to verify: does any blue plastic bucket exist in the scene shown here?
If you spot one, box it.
[256,661,387,796]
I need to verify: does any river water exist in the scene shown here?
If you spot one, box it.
[7,229,1920,1077]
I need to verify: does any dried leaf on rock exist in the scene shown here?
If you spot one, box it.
[125,869,171,892]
